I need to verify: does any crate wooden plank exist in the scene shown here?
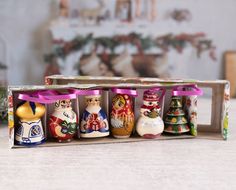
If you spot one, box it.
[225,51,236,97]
[12,134,195,148]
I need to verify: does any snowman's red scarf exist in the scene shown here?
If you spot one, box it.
[141,105,160,110]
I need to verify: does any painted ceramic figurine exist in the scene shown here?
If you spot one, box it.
[164,96,190,134]
[15,101,46,146]
[80,94,109,138]
[49,99,78,142]
[110,94,135,138]
[136,90,164,138]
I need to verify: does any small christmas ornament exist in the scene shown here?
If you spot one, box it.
[135,0,141,18]
[149,0,157,22]
[80,52,114,76]
[111,50,138,77]
[115,0,132,22]
[169,9,192,23]
[164,96,190,134]
[59,0,69,17]
[80,94,109,138]
[79,0,105,25]
[15,101,46,146]
[49,99,78,142]
[136,90,164,138]
[80,52,103,75]
[110,90,135,138]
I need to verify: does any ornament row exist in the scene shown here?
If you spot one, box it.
[14,87,197,146]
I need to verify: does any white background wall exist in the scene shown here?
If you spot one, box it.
[0,0,236,85]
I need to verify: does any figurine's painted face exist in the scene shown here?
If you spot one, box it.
[86,96,101,107]
[143,100,158,107]
[55,99,72,109]
[112,95,126,110]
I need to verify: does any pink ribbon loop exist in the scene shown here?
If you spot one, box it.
[18,90,77,104]
[18,93,56,104]
[149,87,166,101]
[111,88,138,97]
[38,90,77,100]
[69,89,102,96]
[172,85,203,96]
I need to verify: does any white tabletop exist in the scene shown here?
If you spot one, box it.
[0,99,236,190]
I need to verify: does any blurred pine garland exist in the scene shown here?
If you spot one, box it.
[44,32,216,63]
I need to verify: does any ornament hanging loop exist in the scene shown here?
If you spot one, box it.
[149,87,166,101]
[172,84,203,96]
[111,88,138,97]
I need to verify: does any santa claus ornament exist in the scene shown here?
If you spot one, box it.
[80,91,109,138]
[110,88,137,138]
[136,89,165,138]
[38,90,78,143]
[49,99,78,142]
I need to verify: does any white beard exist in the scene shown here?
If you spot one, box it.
[86,105,101,113]
[52,109,77,122]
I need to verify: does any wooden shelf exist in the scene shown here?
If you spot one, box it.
[13,134,196,148]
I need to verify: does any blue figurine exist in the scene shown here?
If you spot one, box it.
[80,95,109,138]
[15,101,46,145]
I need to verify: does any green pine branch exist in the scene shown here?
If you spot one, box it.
[44,32,216,64]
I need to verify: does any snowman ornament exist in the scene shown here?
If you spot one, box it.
[136,90,164,138]
[49,99,78,142]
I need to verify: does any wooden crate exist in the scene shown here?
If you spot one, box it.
[8,76,230,148]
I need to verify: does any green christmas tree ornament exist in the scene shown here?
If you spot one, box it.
[164,96,190,134]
